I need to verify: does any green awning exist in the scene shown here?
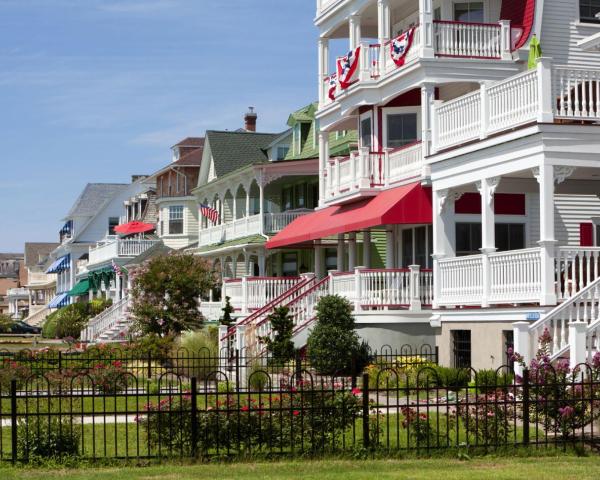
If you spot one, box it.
[88,267,115,292]
[68,279,90,297]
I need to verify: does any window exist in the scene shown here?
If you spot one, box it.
[495,223,525,252]
[454,2,484,22]
[360,116,372,149]
[386,113,418,148]
[580,0,600,23]
[108,217,119,236]
[456,222,482,256]
[402,229,413,268]
[282,187,293,211]
[504,330,514,368]
[168,206,184,234]
[401,226,432,268]
[282,253,298,277]
[452,330,472,368]
[276,146,289,160]
[296,184,306,209]
[325,249,338,271]
[300,123,310,147]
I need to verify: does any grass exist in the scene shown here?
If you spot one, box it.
[0,456,599,479]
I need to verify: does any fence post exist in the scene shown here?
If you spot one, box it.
[58,350,62,372]
[147,352,152,379]
[362,373,370,449]
[11,379,17,464]
[522,368,530,446]
[190,377,198,458]
[351,355,357,389]
[295,350,302,385]
[434,346,439,365]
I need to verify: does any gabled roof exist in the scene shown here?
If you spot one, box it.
[172,137,205,148]
[288,103,317,126]
[65,183,128,219]
[173,146,203,167]
[24,242,59,268]
[205,130,280,178]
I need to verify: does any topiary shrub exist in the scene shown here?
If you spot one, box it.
[307,295,371,376]
[260,306,295,365]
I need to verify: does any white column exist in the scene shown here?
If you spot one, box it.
[419,0,434,58]
[259,178,265,234]
[432,189,454,308]
[349,14,361,51]
[377,0,391,70]
[314,245,325,278]
[499,20,512,60]
[337,234,346,271]
[536,164,558,306]
[245,188,251,216]
[258,252,266,276]
[409,264,422,311]
[569,322,588,372]
[537,57,554,123]
[318,37,330,106]
[115,274,122,301]
[420,83,436,157]
[385,227,395,269]
[513,322,532,376]
[478,178,498,308]
[318,131,329,208]
[348,232,357,270]
[363,229,371,268]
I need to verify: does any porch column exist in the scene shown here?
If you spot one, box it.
[245,188,251,217]
[535,164,558,306]
[318,37,330,106]
[478,178,499,308]
[377,0,391,69]
[349,14,361,51]
[115,274,122,301]
[418,0,435,58]
[363,229,371,268]
[318,131,329,208]
[232,256,238,278]
[315,245,325,278]
[337,234,346,271]
[421,83,436,157]
[258,252,266,276]
[432,189,454,308]
[385,227,395,269]
[243,248,250,276]
[348,232,357,270]
[259,177,265,234]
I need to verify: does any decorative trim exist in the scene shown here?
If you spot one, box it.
[554,166,576,185]
[476,177,500,205]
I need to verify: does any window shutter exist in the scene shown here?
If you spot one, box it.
[580,223,594,247]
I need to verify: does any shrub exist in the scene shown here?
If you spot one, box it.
[88,360,129,394]
[42,312,59,339]
[219,296,234,327]
[457,391,514,445]
[430,365,471,391]
[307,295,371,375]
[17,416,80,459]
[172,330,218,379]
[0,359,32,390]
[247,362,270,392]
[260,306,295,365]
[0,314,13,333]
[470,369,514,394]
[42,299,113,340]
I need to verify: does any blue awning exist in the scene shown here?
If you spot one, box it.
[46,254,71,274]
[47,292,69,309]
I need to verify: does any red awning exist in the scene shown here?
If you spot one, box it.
[266,182,432,249]
[500,0,536,50]
[114,221,155,235]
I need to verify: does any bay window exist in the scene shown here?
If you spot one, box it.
[168,205,184,235]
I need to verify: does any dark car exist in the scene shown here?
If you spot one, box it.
[9,321,41,335]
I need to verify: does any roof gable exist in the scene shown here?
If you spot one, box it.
[65,183,128,219]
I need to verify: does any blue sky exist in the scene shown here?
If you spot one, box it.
[0,0,324,252]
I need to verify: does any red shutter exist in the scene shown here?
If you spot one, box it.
[580,223,594,247]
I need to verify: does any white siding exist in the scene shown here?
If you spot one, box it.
[541,0,600,68]
[555,194,600,245]
[158,199,199,250]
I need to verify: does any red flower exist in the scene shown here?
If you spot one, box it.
[351,388,361,396]
[293,410,300,416]
[241,405,249,412]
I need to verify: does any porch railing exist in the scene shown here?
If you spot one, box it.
[432,61,600,153]
[89,238,158,265]
[222,276,303,314]
[433,20,502,59]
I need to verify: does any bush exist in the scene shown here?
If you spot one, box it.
[41,299,113,340]
[172,330,218,379]
[17,415,80,459]
[42,312,59,339]
[429,366,471,391]
[127,334,175,359]
[260,306,295,364]
[307,295,371,375]
[88,360,129,394]
[471,369,514,394]
[0,314,13,333]
[247,362,270,392]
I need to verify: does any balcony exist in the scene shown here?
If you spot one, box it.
[88,238,159,266]
[320,20,517,111]
[198,211,312,248]
[7,288,29,299]
[27,271,55,286]
[431,60,600,154]
[325,142,423,205]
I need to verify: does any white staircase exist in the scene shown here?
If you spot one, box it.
[24,306,51,327]
[80,297,131,343]
[515,277,600,371]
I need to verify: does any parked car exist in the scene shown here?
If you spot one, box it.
[9,321,41,335]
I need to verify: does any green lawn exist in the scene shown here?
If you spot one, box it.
[0,457,599,479]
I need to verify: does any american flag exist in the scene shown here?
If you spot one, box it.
[111,260,123,277]
[200,204,219,224]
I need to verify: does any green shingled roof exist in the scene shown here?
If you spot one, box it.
[205,130,281,178]
[193,235,266,254]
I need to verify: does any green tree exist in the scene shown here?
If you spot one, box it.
[129,253,214,336]
[307,295,371,375]
[219,296,234,327]
[0,314,13,334]
[260,306,295,364]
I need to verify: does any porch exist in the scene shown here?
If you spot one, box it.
[88,237,159,266]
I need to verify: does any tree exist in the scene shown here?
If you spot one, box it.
[306,295,371,375]
[0,314,12,334]
[260,306,295,364]
[129,253,215,336]
[219,296,234,327]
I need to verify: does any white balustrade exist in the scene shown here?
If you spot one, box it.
[264,210,312,233]
[437,254,484,306]
[89,238,158,265]
[222,279,243,309]
[555,247,600,300]
[488,248,542,303]
[434,21,501,58]
[198,301,223,321]
[80,297,129,343]
[386,142,424,185]
[554,66,600,120]
[246,277,301,311]
[330,272,356,303]
[434,90,481,151]
[24,305,51,327]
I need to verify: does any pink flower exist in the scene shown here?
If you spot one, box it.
[559,406,575,419]
[351,388,361,396]
[293,410,300,416]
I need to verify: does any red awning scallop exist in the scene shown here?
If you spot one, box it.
[114,221,155,235]
[266,182,432,249]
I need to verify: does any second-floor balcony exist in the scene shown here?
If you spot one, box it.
[89,237,159,266]
[198,211,312,248]
[325,141,423,205]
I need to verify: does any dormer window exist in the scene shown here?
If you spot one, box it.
[293,122,311,155]
[580,0,600,23]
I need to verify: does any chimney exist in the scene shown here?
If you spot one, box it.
[244,107,257,132]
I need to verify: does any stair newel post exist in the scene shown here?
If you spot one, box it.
[354,267,363,312]
[569,322,588,375]
[512,322,531,377]
[236,324,247,389]
[409,265,422,311]
[241,276,249,315]
[218,324,229,371]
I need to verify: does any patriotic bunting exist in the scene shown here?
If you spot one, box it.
[327,73,337,101]
[390,27,415,67]
[336,46,361,90]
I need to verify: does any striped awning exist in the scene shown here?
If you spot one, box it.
[46,254,71,274]
[47,292,69,309]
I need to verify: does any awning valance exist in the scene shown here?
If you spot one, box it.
[68,279,90,297]
[46,254,71,274]
[47,292,69,309]
[114,221,155,235]
[88,267,115,292]
[266,182,432,249]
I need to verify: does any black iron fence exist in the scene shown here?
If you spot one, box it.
[0,360,598,462]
